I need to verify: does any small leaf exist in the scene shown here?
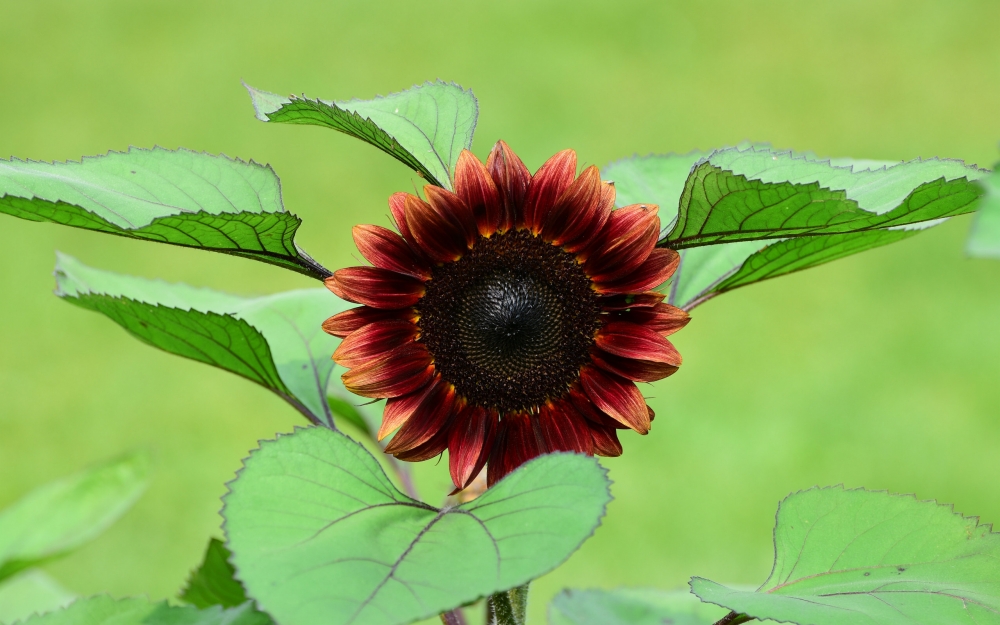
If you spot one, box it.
[691,486,1000,625]
[54,253,363,429]
[180,539,249,609]
[223,427,611,625]
[0,571,74,625]
[246,81,477,189]
[16,596,270,625]
[967,167,1000,258]
[667,145,986,248]
[548,588,728,625]
[0,452,150,583]
[0,148,330,280]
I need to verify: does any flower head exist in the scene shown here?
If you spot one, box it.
[324,142,689,491]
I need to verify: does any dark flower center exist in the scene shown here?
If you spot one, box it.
[417,229,601,413]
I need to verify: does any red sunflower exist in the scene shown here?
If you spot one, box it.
[323,141,689,491]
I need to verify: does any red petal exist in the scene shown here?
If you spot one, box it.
[322,306,414,338]
[541,166,607,246]
[405,193,468,264]
[595,321,682,365]
[341,345,434,398]
[591,348,679,383]
[379,376,440,440]
[563,181,616,254]
[538,400,594,454]
[325,268,425,309]
[486,140,530,232]
[565,384,626,430]
[393,427,451,462]
[579,365,651,434]
[353,224,430,280]
[333,319,420,368]
[424,185,477,248]
[487,413,542,487]
[389,192,416,246]
[454,150,502,238]
[590,423,623,457]
[586,204,660,282]
[594,248,680,295]
[614,303,690,336]
[523,149,577,234]
[384,380,457,455]
[599,291,666,311]
[448,405,498,490]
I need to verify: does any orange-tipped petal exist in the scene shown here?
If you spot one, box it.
[333,319,420,368]
[538,400,594,454]
[590,348,679,383]
[590,424,623,456]
[563,180,616,254]
[379,377,440,440]
[585,204,660,282]
[522,149,577,234]
[593,248,680,295]
[341,345,434,398]
[541,166,609,247]
[579,365,651,434]
[614,303,690,336]
[595,321,682,366]
[486,140,530,232]
[325,268,425,309]
[389,192,416,245]
[448,405,498,490]
[353,224,431,280]
[384,380,457,455]
[322,306,414,338]
[454,150,502,237]
[406,192,469,264]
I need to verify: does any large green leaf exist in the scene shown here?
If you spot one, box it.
[246,81,477,189]
[223,427,611,625]
[180,539,252,610]
[0,452,149,583]
[666,145,985,247]
[967,167,1000,258]
[0,148,329,280]
[691,486,1000,625]
[16,596,270,625]
[54,254,363,429]
[548,589,728,625]
[0,571,74,625]
[605,149,982,309]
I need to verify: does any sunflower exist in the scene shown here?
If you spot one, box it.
[323,141,689,491]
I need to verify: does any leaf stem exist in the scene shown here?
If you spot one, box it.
[487,583,529,625]
[713,611,755,625]
[439,608,467,625]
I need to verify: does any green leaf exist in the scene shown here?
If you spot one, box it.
[54,253,362,428]
[0,571,74,625]
[0,452,150,583]
[16,596,270,625]
[223,427,611,625]
[605,149,983,309]
[967,167,1000,258]
[0,148,329,280]
[691,486,1000,625]
[548,588,728,625]
[245,81,477,189]
[666,145,986,248]
[180,539,249,610]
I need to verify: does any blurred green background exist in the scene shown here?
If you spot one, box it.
[2,0,1000,622]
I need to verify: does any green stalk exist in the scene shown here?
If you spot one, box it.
[487,583,529,625]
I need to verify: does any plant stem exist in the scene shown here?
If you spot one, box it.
[439,608,467,625]
[713,612,755,625]
[486,583,529,625]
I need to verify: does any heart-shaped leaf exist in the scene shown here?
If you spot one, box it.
[691,486,1000,625]
[54,254,367,430]
[0,148,330,280]
[967,166,1000,258]
[548,588,728,625]
[223,427,611,625]
[17,596,270,625]
[0,451,149,583]
[246,81,477,190]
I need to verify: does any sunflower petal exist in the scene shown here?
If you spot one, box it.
[593,248,680,295]
[326,267,425,309]
[486,140,530,232]
[614,302,690,336]
[590,348,679,383]
[389,192,416,245]
[353,224,430,280]
[596,321,682,365]
[487,413,541,487]
[380,377,440,440]
[580,365,650,434]
[424,185,477,248]
[448,405,498,490]
[341,345,433,398]
[384,380,457,455]
[590,422,623,456]
[322,306,415,338]
[599,291,666,311]
[563,180,616,254]
[539,400,594,454]
[405,193,468,264]
[523,149,577,234]
[333,319,420,368]
[455,149,502,238]
[541,166,607,246]
[586,204,660,282]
